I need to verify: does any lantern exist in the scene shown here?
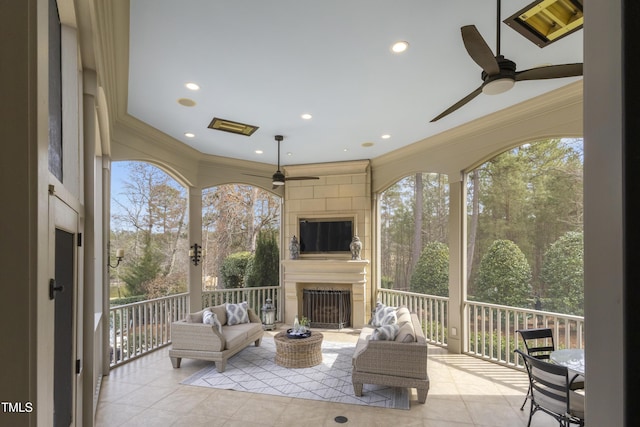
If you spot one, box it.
[261,298,276,330]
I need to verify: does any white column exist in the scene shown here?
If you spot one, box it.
[188,187,203,311]
[447,178,465,354]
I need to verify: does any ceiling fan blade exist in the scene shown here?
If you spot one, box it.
[461,25,500,76]
[242,172,271,179]
[515,63,583,81]
[285,176,320,181]
[430,86,483,122]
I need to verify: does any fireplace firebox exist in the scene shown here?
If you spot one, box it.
[302,289,351,329]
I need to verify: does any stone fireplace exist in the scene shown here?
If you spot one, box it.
[281,259,370,328]
[280,160,373,328]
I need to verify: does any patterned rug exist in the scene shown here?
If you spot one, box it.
[181,337,410,410]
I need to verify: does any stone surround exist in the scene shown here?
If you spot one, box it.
[282,160,373,327]
[281,259,370,328]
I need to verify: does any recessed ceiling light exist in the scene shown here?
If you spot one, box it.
[361,142,374,147]
[287,152,293,156]
[381,134,391,139]
[184,132,195,138]
[177,98,196,107]
[391,41,409,53]
[301,113,313,120]
[255,150,263,154]
[343,148,348,152]
[185,82,200,91]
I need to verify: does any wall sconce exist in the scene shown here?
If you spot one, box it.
[108,248,125,269]
[189,243,202,266]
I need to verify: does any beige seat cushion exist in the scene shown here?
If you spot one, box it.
[222,322,262,350]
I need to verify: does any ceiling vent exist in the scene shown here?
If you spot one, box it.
[504,0,583,48]
[207,117,259,136]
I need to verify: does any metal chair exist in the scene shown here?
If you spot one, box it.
[516,328,555,409]
[515,349,585,427]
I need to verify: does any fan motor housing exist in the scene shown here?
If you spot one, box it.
[481,56,516,83]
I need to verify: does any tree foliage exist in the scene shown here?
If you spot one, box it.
[466,138,583,304]
[110,162,188,299]
[220,252,253,288]
[120,239,162,296]
[245,230,280,287]
[202,184,280,285]
[380,173,449,290]
[540,231,584,315]
[410,241,449,296]
[476,240,532,307]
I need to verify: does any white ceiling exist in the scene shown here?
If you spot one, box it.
[126,0,583,167]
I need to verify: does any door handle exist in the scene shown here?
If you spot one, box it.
[49,278,64,300]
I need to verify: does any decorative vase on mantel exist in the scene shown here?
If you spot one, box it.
[289,235,300,259]
[350,235,362,260]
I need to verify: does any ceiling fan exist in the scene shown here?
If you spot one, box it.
[244,135,319,189]
[430,0,583,122]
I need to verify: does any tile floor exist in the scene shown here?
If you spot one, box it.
[95,329,564,426]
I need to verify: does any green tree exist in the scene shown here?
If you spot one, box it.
[245,230,280,287]
[410,241,449,296]
[540,231,584,315]
[121,239,162,296]
[475,240,531,307]
[220,251,253,288]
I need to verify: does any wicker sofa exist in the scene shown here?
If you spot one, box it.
[352,307,430,403]
[169,303,264,373]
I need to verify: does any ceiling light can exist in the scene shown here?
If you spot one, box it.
[391,41,409,53]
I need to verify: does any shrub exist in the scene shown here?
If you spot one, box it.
[540,231,584,315]
[245,230,279,287]
[476,240,531,307]
[410,241,449,296]
[220,251,253,288]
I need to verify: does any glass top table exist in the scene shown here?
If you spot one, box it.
[550,349,585,375]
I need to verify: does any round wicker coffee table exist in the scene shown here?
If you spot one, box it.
[274,331,323,368]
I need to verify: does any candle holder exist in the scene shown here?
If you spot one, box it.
[189,243,202,266]
[261,298,276,330]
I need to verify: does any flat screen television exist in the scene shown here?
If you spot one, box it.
[298,218,353,254]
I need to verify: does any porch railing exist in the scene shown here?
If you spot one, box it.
[202,286,281,322]
[465,300,585,368]
[376,288,448,347]
[109,292,189,368]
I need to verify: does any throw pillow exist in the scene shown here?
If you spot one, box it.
[202,309,214,324]
[186,311,204,323]
[210,304,228,326]
[372,304,397,327]
[371,324,400,341]
[203,309,223,333]
[395,321,416,343]
[226,301,249,326]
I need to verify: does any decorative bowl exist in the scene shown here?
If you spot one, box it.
[286,328,311,339]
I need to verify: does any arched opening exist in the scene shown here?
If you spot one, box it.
[379,173,450,293]
[110,161,189,302]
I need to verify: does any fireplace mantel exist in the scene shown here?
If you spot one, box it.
[281,259,370,328]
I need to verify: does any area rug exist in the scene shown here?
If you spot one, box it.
[181,337,410,410]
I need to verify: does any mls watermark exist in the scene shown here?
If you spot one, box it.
[1,402,33,413]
